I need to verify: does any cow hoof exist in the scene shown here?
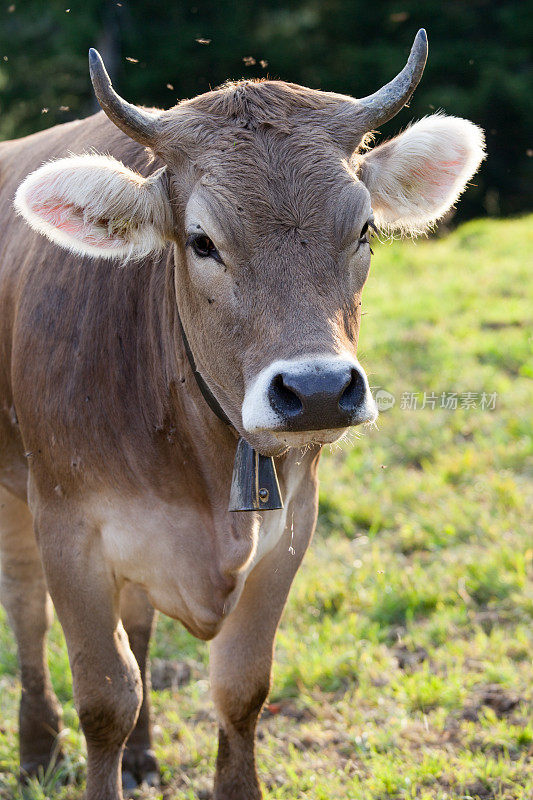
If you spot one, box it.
[122,769,160,793]
[122,747,160,790]
[143,771,160,788]
[20,751,65,784]
[122,770,140,792]
[20,760,47,783]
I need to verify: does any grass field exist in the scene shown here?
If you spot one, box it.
[0,214,532,800]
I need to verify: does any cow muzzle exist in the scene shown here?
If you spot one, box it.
[242,355,377,439]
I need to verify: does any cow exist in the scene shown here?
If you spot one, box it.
[0,29,484,799]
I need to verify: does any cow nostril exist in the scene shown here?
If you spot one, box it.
[269,374,303,417]
[339,368,366,412]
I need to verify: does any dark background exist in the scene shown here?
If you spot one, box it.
[0,0,531,223]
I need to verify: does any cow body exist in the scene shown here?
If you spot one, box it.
[0,113,320,796]
[0,113,311,636]
[0,31,485,799]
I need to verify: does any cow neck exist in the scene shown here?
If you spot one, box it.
[176,312,283,513]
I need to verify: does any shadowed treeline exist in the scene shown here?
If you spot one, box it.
[0,1,530,224]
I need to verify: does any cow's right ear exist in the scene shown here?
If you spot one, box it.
[14,153,172,259]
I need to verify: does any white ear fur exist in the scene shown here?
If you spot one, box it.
[359,115,486,234]
[14,153,172,259]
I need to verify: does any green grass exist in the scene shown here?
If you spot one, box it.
[1,215,532,799]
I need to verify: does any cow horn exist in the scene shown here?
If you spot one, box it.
[89,48,159,146]
[335,29,428,148]
[357,29,428,128]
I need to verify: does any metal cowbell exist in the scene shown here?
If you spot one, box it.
[228,437,283,512]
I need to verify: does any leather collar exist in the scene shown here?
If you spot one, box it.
[178,317,232,427]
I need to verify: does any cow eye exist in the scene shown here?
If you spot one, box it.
[187,233,222,263]
[356,220,373,254]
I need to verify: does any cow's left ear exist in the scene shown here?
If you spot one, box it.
[14,153,172,259]
[358,115,486,234]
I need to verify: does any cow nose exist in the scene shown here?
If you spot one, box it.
[267,363,367,431]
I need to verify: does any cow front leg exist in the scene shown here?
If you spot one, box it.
[119,582,159,790]
[210,492,317,800]
[37,509,143,800]
[0,487,63,780]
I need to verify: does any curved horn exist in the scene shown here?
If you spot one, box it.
[89,48,159,146]
[357,29,428,130]
[331,29,428,151]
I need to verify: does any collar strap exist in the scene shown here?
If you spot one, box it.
[178,317,232,427]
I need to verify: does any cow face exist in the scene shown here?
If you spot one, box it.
[15,33,485,456]
[165,120,378,454]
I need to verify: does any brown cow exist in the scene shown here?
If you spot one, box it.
[0,30,484,799]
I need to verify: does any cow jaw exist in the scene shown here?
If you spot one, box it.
[275,428,358,450]
[239,422,375,458]
[240,353,378,454]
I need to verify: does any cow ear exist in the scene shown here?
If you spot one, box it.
[358,115,485,234]
[14,153,172,259]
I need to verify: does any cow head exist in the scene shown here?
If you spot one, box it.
[15,31,485,456]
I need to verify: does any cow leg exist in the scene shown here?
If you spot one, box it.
[210,492,317,800]
[36,511,143,800]
[0,486,63,780]
[119,582,159,790]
